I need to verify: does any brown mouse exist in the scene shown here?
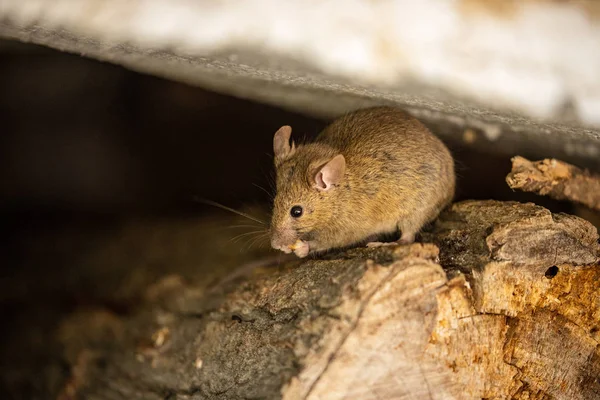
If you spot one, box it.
[270,106,455,258]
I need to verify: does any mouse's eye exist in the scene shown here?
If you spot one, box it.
[290,205,303,218]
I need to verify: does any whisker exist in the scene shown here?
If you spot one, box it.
[268,172,276,191]
[218,224,263,231]
[243,236,260,252]
[245,232,271,251]
[230,230,266,244]
[194,197,266,225]
[253,183,274,200]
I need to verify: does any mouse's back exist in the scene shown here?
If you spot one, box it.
[316,107,442,159]
[315,106,455,238]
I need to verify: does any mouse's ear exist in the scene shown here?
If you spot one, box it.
[314,154,346,191]
[273,126,295,164]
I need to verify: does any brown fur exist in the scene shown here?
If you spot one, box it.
[270,106,455,256]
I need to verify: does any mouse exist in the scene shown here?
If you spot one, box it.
[270,106,455,258]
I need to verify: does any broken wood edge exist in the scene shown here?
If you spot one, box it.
[506,155,600,211]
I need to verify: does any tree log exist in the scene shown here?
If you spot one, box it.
[6,200,600,400]
[506,156,600,211]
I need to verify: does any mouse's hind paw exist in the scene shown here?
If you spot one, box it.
[366,241,400,248]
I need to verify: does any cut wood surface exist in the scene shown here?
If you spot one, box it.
[506,156,600,211]
[2,200,599,399]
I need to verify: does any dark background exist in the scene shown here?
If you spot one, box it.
[0,41,324,215]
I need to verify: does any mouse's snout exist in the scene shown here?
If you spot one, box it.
[271,231,310,258]
[270,223,312,257]
[270,227,296,252]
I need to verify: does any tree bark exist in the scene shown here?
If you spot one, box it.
[506,156,600,211]
[39,200,598,400]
